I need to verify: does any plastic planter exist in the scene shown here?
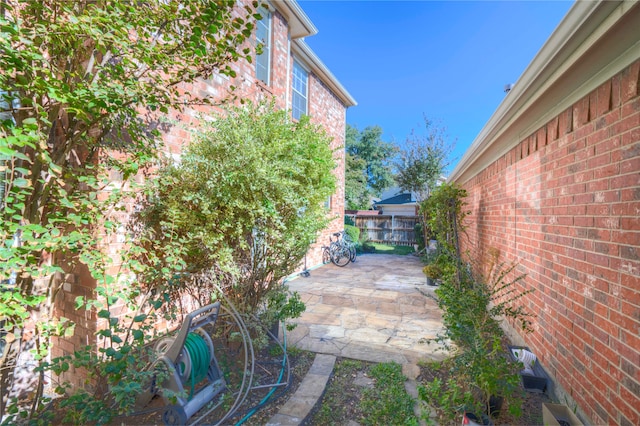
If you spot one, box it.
[508,345,549,393]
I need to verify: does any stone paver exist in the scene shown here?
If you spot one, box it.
[285,254,448,364]
[266,354,336,426]
[267,254,447,425]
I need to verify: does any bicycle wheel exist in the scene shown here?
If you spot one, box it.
[322,247,331,264]
[331,245,351,267]
[349,244,357,262]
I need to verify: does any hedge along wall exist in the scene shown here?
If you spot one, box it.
[458,59,639,426]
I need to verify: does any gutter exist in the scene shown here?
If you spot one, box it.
[449,0,640,184]
[291,39,357,108]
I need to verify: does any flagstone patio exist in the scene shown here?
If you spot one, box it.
[284,253,449,365]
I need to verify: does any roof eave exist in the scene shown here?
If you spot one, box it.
[271,0,317,39]
[449,0,640,184]
[292,39,357,108]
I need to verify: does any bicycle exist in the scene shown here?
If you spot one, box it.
[325,231,354,267]
[341,231,357,263]
[322,245,331,265]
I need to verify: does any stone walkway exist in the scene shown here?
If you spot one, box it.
[285,253,448,364]
[267,253,448,425]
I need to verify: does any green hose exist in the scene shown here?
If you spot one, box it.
[235,325,287,425]
[184,332,210,399]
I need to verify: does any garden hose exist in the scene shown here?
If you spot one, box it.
[234,324,288,425]
[184,332,211,399]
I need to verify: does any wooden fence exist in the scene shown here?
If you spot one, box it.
[351,215,418,246]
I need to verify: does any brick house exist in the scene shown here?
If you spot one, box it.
[449,2,639,425]
[161,0,356,267]
[50,0,355,387]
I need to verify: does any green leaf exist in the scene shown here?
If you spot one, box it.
[132,314,147,323]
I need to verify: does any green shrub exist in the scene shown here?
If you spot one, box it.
[419,182,469,258]
[417,185,533,424]
[421,260,532,423]
[133,101,336,339]
[344,224,360,242]
[414,222,425,251]
[344,215,355,226]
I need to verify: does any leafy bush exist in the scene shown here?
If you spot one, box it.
[344,224,360,243]
[417,186,533,424]
[132,101,336,322]
[414,222,425,252]
[344,215,355,226]
[312,359,417,426]
[361,241,376,253]
[422,264,442,279]
[419,182,469,259]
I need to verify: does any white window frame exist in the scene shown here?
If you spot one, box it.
[255,6,271,85]
[292,60,308,120]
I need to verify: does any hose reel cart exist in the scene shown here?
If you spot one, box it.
[136,302,226,425]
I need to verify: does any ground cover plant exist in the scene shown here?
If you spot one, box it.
[237,350,551,426]
[309,359,418,426]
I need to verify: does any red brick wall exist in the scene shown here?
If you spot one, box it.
[458,60,640,425]
[305,74,347,267]
[160,7,347,273]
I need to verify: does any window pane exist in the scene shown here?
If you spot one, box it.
[256,8,271,84]
[292,61,308,120]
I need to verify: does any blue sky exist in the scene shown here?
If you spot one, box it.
[298,0,574,172]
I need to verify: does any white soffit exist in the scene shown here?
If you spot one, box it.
[449,0,640,184]
[271,0,317,39]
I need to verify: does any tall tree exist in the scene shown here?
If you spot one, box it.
[395,117,453,245]
[0,0,257,421]
[345,124,397,209]
[345,152,370,210]
[395,117,452,202]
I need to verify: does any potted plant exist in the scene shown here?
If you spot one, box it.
[508,346,548,393]
[423,264,443,286]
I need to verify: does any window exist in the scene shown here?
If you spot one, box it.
[292,60,308,120]
[324,195,332,211]
[255,7,271,85]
